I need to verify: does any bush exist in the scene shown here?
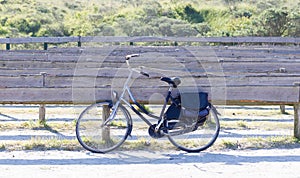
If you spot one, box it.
[193,23,211,36]
[174,4,204,23]
[5,17,41,36]
[0,25,8,35]
[0,0,299,37]
[257,8,291,36]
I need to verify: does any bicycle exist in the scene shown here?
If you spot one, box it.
[75,54,220,153]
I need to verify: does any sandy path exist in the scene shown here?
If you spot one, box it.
[0,105,299,178]
[0,149,300,178]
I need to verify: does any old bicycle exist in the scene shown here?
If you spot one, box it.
[75,54,220,153]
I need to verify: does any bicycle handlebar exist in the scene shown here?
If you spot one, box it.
[140,71,150,77]
[125,54,150,78]
[125,54,140,60]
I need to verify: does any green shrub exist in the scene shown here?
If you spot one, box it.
[257,8,291,36]
[174,4,204,23]
[0,0,299,37]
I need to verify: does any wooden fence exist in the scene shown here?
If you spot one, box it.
[1,36,300,50]
[0,36,300,138]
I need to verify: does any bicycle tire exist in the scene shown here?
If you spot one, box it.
[76,102,132,153]
[167,105,220,153]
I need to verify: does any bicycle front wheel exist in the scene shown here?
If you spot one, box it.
[167,106,220,153]
[76,102,132,153]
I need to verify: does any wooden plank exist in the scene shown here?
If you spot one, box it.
[0,46,298,63]
[42,76,300,88]
[2,56,300,72]
[0,36,80,44]
[81,36,300,44]
[224,86,299,104]
[4,67,300,79]
[0,69,76,76]
[2,54,299,64]
[186,46,300,59]
[0,75,43,88]
[221,62,300,74]
[0,72,299,88]
[0,45,296,54]
[1,36,300,45]
[0,85,298,104]
[0,60,77,69]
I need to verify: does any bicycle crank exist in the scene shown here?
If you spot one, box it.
[148,124,164,138]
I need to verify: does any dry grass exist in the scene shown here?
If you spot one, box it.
[0,105,298,152]
[212,136,300,151]
[1,138,81,152]
[1,134,299,152]
[0,121,75,132]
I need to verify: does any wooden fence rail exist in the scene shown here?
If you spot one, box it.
[0,36,300,138]
[1,36,300,50]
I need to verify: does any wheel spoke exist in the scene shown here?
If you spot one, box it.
[76,102,131,153]
[167,106,220,152]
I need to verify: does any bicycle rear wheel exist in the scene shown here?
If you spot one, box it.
[76,102,132,153]
[167,106,220,152]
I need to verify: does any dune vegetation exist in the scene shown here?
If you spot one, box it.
[0,0,299,38]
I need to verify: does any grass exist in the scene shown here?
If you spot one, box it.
[215,136,300,151]
[2,138,81,151]
[0,105,299,152]
[1,134,299,152]
[0,121,75,132]
[221,121,293,131]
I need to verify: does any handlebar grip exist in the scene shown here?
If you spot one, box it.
[125,54,140,60]
[140,71,150,77]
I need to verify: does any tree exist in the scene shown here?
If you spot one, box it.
[258,8,291,36]
[288,9,300,37]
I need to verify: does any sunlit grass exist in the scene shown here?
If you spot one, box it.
[221,121,293,131]
[2,137,81,151]
[0,121,75,132]
[0,105,298,152]
[213,136,300,151]
[1,135,299,152]
[120,138,174,151]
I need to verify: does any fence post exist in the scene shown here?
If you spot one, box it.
[39,72,47,123]
[6,37,10,50]
[44,42,48,50]
[294,82,300,139]
[279,68,287,114]
[39,104,46,124]
[78,36,82,47]
[102,105,111,142]
[280,105,286,114]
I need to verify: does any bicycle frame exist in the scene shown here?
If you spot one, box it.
[107,66,175,129]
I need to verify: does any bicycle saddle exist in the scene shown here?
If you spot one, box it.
[160,77,181,88]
